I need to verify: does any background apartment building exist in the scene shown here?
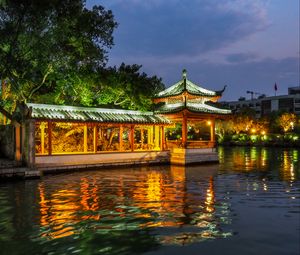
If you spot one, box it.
[222,86,300,118]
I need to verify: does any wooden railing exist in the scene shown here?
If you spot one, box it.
[166,140,215,149]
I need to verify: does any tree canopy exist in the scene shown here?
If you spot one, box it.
[93,63,164,111]
[29,62,165,111]
[0,0,165,112]
[0,0,117,108]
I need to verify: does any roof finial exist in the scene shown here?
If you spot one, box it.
[182,69,187,79]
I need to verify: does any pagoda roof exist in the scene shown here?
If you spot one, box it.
[154,101,232,115]
[26,103,171,125]
[155,70,226,99]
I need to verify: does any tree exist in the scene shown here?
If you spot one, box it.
[230,107,256,134]
[0,0,117,110]
[93,63,165,111]
[277,113,297,133]
[215,119,234,142]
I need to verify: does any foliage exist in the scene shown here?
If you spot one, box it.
[216,109,300,147]
[277,113,297,133]
[216,107,300,147]
[230,107,255,134]
[218,133,300,147]
[43,63,165,110]
[0,0,117,110]
[215,119,234,142]
[93,63,165,111]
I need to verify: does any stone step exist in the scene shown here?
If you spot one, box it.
[0,167,40,178]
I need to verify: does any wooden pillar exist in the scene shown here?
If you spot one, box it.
[84,124,88,153]
[210,119,216,145]
[119,125,124,151]
[147,127,151,145]
[130,125,134,151]
[93,124,98,153]
[141,127,144,149]
[21,121,25,160]
[40,122,46,154]
[27,120,36,167]
[149,127,154,149]
[48,121,52,155]
[161,126,165,150]
[182,112,187,148]
[15,123,21,161]
[154,125,160,150]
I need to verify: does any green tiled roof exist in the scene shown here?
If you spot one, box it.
[156,79,225,98]
[155,102,232,115]
[26,103,171,125]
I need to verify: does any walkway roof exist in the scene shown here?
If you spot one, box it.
[26,103,171,125]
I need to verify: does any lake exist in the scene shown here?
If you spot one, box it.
[0,146,299,255]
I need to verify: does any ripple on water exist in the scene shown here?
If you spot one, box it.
[0,147,299,255]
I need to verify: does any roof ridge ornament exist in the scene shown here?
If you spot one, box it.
[182,69,187,91]
[182,69,187,79]
[216,85,227,95]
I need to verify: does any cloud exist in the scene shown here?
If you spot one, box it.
[123,56,298,101]
[193,57,299,100]
[225,52,258,63]
[88,0,299,102]
[94,0,270,57]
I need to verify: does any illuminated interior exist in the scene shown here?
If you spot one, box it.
[35,121,165,155]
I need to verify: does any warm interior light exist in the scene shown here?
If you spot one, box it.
[207,120,212,126]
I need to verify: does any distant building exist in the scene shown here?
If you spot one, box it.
[222,86,300,118]
[288,86,300,95]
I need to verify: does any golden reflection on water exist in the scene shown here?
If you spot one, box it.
[37,166,230,243]
[80,178,100,218]
[219,147,299,182]
[205,177,215,213]
[36,148,299,242]
[280,150,297,182]
[39,184,79,239]
[261,148,267,168]
[132,168,186,227]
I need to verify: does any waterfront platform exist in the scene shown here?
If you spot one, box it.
[36,151,170,174]
[170,148,219,165]
[0,148,220,179]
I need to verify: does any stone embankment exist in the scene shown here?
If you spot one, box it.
[0,158,39,179]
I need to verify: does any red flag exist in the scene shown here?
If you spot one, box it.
[274,83,278,91]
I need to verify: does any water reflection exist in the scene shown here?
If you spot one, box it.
[281,150,297,182]
[0,147,299,255]
[36,165,231,247]
[218,147,299,182]
[205,177,215,213]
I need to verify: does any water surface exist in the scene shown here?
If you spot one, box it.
[0,147,299,255]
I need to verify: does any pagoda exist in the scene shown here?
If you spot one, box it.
[154,69,231,165]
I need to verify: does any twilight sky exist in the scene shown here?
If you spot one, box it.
[87,0,299,101]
